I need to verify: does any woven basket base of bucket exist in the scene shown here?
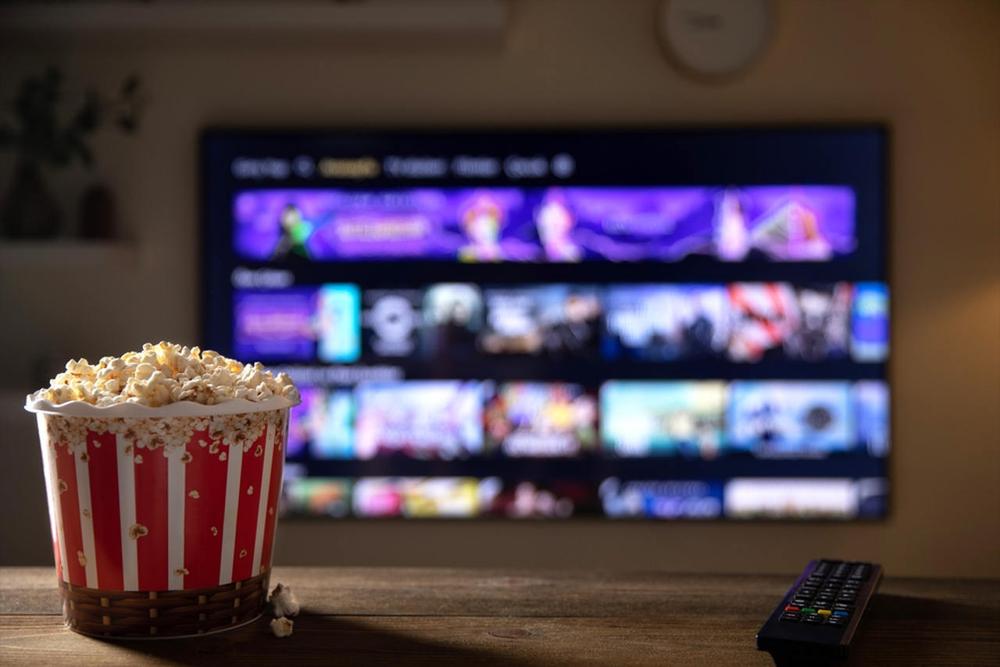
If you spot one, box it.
[59,570,270,639]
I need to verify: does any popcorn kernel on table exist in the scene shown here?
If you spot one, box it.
[270,583,301,618]
[270,616,294,638]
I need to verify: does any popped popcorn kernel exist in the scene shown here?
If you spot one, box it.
[28,342,300,408]
[270,616,294,638]
[269,583,301,618]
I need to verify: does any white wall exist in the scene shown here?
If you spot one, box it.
[1,0,998,577]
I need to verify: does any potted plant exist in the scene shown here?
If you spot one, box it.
[0,67,143,239]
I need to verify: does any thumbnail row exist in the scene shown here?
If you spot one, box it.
[235,281,889,364]
[234,185,856,264]
[280,473,887,520]
[287,380,889,461]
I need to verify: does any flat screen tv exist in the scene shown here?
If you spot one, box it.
[201,127,889,520]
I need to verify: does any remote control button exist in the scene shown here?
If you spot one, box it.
[781,613,801,622]
[813,561,836,576]
[804,614,825,624]
[784,605,801,612]
[849,563,870,580]
[792,598,811,607]
[832,563,851,578]
[826,617,846,627]
[833,603,854,611]
[816,609,832,616]
[800,607,817,615]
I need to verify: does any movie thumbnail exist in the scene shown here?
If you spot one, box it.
[352,477,481,518]
[480,285,602,357]
[603,285,730,360]
[287,386,354,459]
[727,382,853,456]
[855,381,889,457]
[310,390,355,459]
[422,283,483,361]
[233,288,317,361]
[599,479,723,519]
[479,479,596,518]
[723,478,859,519]
[856,478,889,518]
[354,381,484,459]
[485,383,597,457]
[600,381,727,458]
[362,289,423,358]
[283,478,352,518]
[316,284,361,363]
[851,282,890,362]
[727,283,851,362]
[287,385,319,458]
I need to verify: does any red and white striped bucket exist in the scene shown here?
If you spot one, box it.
[27,399,291,638]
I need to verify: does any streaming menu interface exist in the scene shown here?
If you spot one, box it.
[202,128,889,520]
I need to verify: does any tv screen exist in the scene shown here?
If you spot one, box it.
[201,127,889,520]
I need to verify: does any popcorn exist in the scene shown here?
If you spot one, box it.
[29,342,299,408]
[269,583,300,618]
[270,616,294,638]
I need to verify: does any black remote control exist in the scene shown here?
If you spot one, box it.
[757,559,883,663]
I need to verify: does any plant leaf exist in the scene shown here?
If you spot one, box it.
[122,74,140,96]
[117,113,137,133]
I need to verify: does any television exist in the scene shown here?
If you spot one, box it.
[201,127,889,520]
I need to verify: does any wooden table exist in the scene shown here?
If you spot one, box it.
[1,567,998,665]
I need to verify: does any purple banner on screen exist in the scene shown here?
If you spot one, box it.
[233,288,316,360]
[233,186,855,263]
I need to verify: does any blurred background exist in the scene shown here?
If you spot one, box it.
[1,0,997,578]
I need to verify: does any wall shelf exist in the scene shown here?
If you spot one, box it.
[0,240,136,270]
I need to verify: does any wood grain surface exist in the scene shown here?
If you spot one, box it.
[1,567,998,665]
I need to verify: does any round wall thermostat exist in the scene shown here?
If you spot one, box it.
[659,0,774,79]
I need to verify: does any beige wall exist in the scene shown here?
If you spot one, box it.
[1,0,998,577]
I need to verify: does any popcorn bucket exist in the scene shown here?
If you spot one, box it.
[25,398,291,638]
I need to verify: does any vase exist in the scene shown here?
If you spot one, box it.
[1,160,62,239]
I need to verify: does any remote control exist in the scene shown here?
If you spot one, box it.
[756,559,883,662]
